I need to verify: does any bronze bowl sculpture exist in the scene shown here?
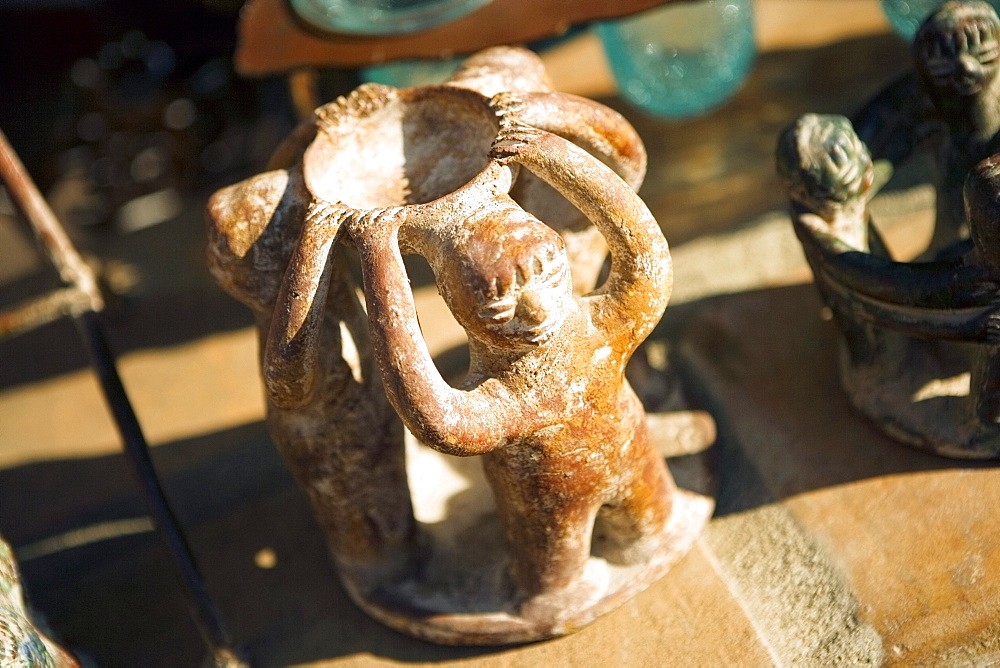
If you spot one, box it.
[777,2,1000,460]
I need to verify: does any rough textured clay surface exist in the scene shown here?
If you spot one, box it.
[1,536,78,667]
[207,46,714,644]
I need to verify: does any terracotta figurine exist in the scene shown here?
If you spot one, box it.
[340,120,680,616]
[209,46,713,644]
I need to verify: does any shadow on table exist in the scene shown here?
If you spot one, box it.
[1,420,508,666]
[6,281,998,665]
[656,282,999,519]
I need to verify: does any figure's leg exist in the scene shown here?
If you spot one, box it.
[595,441,676,565]
[482,454,601,599]
[269,383,422,580]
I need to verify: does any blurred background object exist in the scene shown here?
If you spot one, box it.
[596,0,755,118]
[288,0,494,35]
[879,0,1000,38]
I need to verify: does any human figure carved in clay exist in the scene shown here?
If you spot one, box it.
[778,114,1000,429]
[853,0,1000,253]
[206,158,422,582]
[337,124,677,610]
[777,114,1000,310]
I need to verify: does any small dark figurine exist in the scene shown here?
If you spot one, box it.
[854,0,1000,254]
[778,113,1000,458]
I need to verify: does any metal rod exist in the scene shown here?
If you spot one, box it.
[73,311,242,666]
[0,127,242,665]
[0,286,93,341]
[0,130,102,313]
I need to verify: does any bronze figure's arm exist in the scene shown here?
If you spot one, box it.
[850,72,937,166]
[796,212,999,308]
[820,264,1000,342]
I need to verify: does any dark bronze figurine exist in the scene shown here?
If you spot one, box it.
[854,0,1000,254]
[778,113,1000,458]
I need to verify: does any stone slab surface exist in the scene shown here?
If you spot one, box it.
[679,283,1000,666]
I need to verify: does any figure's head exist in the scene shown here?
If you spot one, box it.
[438,207,574,350]
[776,114,875,215]
[915,1,1000,98]
[964,154,1000,269]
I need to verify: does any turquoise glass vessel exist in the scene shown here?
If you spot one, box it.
[881,0,1000,39]
[289,0,491,36]
[360,57,462,88]
[596,0,755,119]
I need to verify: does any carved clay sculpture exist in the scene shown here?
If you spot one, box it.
[777,113,1000,458]
[207,154,424,587]
[1,537,78,667]
[208,46,714,644]
[853,0,1000,255]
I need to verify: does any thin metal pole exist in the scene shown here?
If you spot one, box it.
[0,286,92,340]
[0,127,243,666]
[0,131,102,313]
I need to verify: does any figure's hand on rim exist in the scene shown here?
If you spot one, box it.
[305,197,352,231]
[490,91,528,121]
[985,311,1000,344]
[490,123,546,163]
[962,276,1000,304]
[343,205,405,245]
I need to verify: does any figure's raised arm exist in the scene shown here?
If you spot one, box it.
[491,91,646,190]
[850,73,935,166]
[795,213,1000,309]
[262,200,349,408]
[347,207,520,457]
[490,126,670,333]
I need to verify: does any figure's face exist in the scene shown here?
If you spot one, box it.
[781,115,873,213]
[813,121,873,203]
[473,247,573,348]
[919,14,1000,97]
[442,221,575,351]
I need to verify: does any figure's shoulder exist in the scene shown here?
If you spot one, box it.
[207,169,305,265]
[206,168,310,307]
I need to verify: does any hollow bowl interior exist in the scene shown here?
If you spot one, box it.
[305,87,498,210]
